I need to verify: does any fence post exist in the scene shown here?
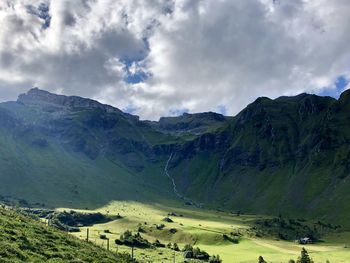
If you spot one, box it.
[86,228,89,242]
[107,238,109,251]
[131,246,134,261]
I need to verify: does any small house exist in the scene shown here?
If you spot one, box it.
[298,237,313,244]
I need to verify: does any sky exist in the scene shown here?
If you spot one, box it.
[0,0,349,120]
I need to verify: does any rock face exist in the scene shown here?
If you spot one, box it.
[18,88,119,113]
[1,88,350,226]
[154,112,230,134]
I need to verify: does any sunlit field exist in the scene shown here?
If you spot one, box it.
[62,201,350,263]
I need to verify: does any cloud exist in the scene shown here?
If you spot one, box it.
[0,0,349,120]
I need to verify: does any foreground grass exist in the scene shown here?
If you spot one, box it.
[0,207,132,262]
[67,201,350,263]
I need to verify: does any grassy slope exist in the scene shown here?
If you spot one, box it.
[170,152,350,228]
[68,201,350,263]
[0,207,131,262]
[167,94,350,227]
[0,130,174,209]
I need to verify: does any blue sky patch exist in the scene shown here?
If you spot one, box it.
[318,76,349,98]
[26,3,51,29]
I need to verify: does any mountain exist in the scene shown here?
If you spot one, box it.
[0,88,349,227]
[0,207,132,262]
[169,93,350,227]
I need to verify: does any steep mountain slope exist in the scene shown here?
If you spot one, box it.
[168,93,350,226]
[0,88,350,227]
[0,89,178,207]
[0,207,132,262]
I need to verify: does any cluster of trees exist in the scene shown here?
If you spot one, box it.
[259,248,320,263]
[166,242,180,251]
[115,230,151,248]
[183,244,221,262]
[183,244,209,260]
[253,216,338,241]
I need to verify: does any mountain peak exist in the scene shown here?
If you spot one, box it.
[17,88,126,115]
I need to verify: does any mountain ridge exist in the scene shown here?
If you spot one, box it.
[0,88,350,227]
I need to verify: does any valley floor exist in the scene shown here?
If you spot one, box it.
[63,201,350,263]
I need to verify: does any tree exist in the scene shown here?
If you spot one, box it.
[258,256,267,263]
[120,230,132,240]
[173,243,179,251]
[210,255,222,263]
[183,244,193,252]
[297,248,314,263]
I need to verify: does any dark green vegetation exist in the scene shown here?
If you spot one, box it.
[182,244,222,262]
[296,248,314,263]
[183,244,210,261]
[23,209,118,232]
[252,216,340,241]
[260,247,315,263]
[115,230,151,248]
[0,207,132,262]
[1,88,350,227]
[48,210,115,228]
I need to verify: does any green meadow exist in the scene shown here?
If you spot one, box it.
[63,201,350,263]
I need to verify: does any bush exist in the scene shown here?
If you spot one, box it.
[115,230,151,248]
[210,255,222,263]
[153,240,165,248]
[223,234,239,244]
[162,217,174,223]
[182,244,209,261]
[173,243,179,251]
[296,248,314,263]
[156,224,165,230]
[137,226,146,233]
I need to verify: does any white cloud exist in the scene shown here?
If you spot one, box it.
[0,0,349,120]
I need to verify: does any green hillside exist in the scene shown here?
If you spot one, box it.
[169,93,350,226]
[0,207,132,262]
[1,88,350,228]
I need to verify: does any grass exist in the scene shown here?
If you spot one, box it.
[0,207,132,262]
[65,201,350,263]
[0,130,175,209]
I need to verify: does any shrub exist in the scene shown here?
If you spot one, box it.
[182,244,209,261]
[173,243,179,251]
[296,248,314,263]
[162,217,174,223]
[210,255,222,263]
[99,234,107,240]
[115,230,150,248]
[156,224,165,230]
[223,234,239,244]
[153,240,165,248]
